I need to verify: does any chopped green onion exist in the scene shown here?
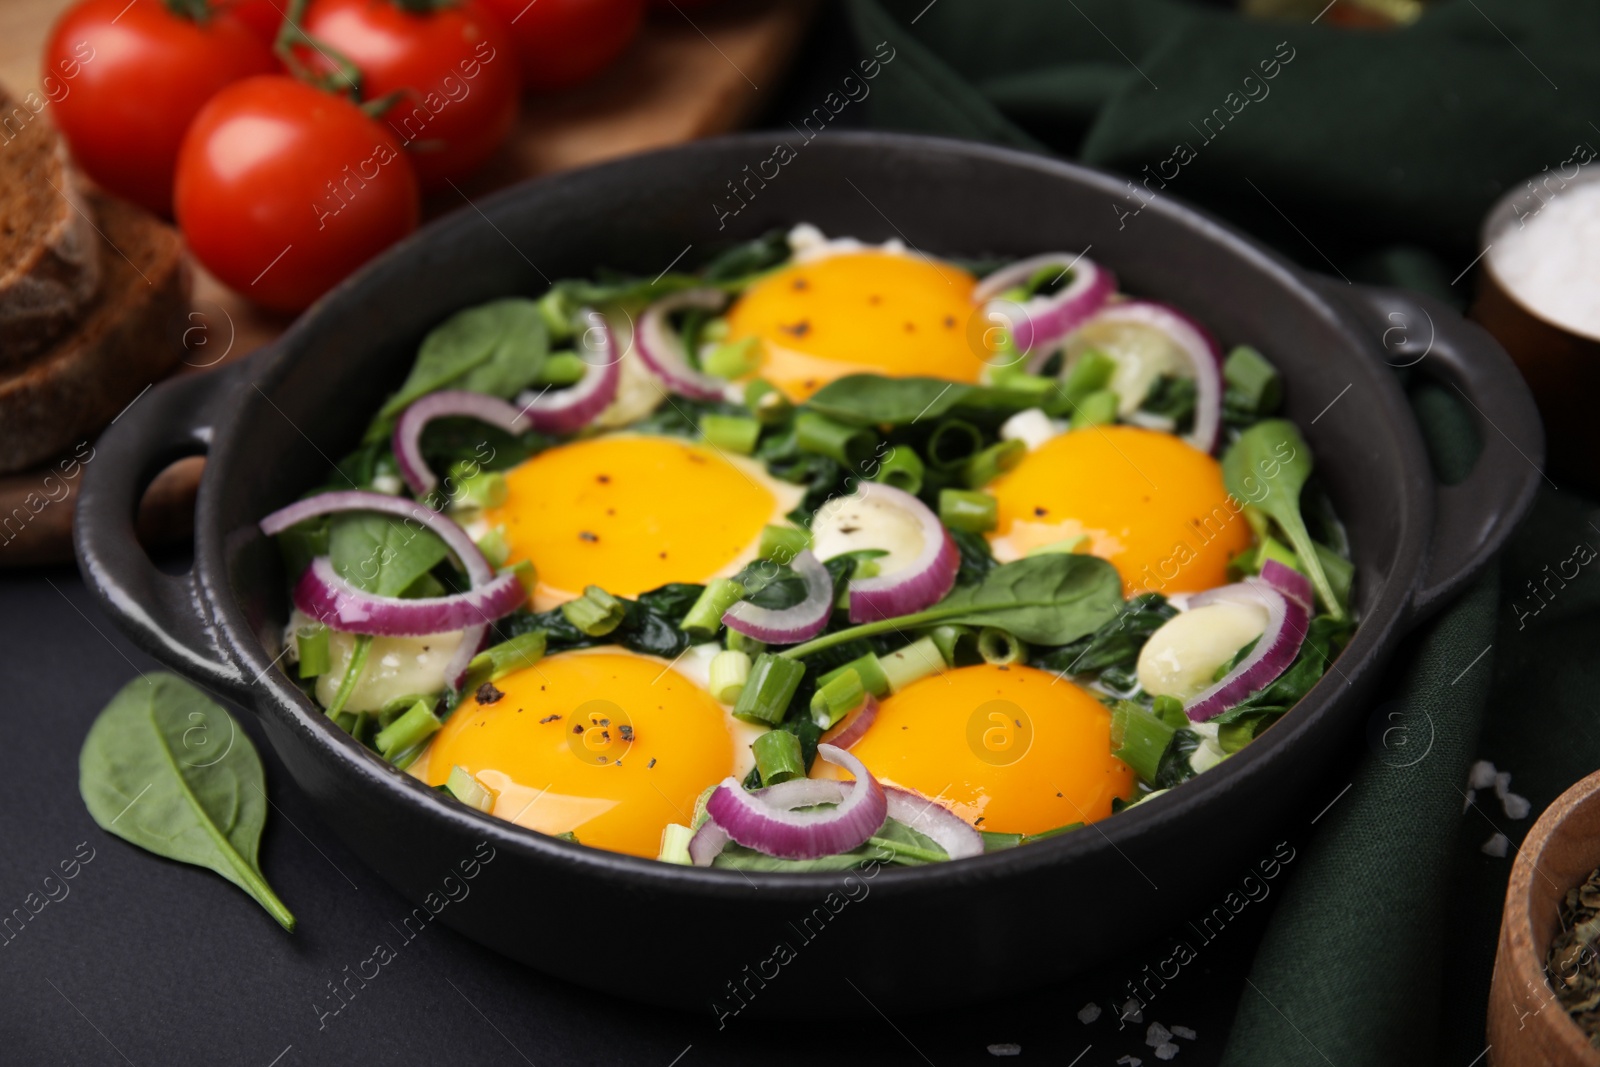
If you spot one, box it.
[998,373,1058,399]
[873,446,925,494]
[296,623,330,679]
[326,634,372,718]
[464,630,548,692]
[537,289,574,340]
[880,636,946,693]
[939,489,998,533]
[1223,345,1282,414]
[531,351,585,386]
[658,823,694,865]
[699,414,760,456]
[451,469,508,510]
[732,652,806,725]
[555,830,580,843]
[476,527,510,568]
[445,765,497,813]
[926,418,984,470]
[795,411,877,467]
[1151,695,1188,730]
[703,317,730,342]
[387,739,430,772]
[759,523,812,563]
[1058,349,1117,408]
[963,439,1026,489]
[1024,822,1084,843]
[977,627,1027,665]
[378,691,430,725]
[818,652,889,698]
[691,783,718,829]
[810,667,865,729]
[752,729,805,786]
[981,830,1024,851]
[1069,388,1119,430]
[682,578,746,636]
[1026,535,1088,557]
[560,585,625,637]
[330,710,361,736]
[928,624,976,667]
[506,558,537,594]
[726,628,766,655]
[376,699,441,759]
[702,336,760,379]
[1110,701,1176,784]
[744,378,792,424]
[709,649,752,704]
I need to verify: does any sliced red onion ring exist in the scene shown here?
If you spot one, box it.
[819,693,878,750]
[972,253,1115,364]
[702,744,887,861]
[839,483,961,625]
[514,308,619,434]
[636,289,738,401]
[1182,577,1310,722]
[259,490,498,689]
[687,820,730,867]
[722,549,834,644]
[1069,300,1224,454]
[1259,558,1313,609]
[391,390,530,499]
[883,785,983,860]
[294,556,526,636]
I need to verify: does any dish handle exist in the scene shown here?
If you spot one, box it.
[1334,282,1545,622]
[75,359,257,702]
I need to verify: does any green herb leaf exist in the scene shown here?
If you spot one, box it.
[79,674,295,931]
[1220,419,1343,618]
[804,375,1044,427]
[327,512,450,597]
[1035,593,1178,676]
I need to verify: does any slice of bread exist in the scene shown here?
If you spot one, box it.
[0,191,189,475]
[0,86,101,369]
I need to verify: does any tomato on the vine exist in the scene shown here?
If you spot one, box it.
[174,76,420,313]
[44,0,278,217]
[477,0,644,92]
[300,0,519,190]
[222,0,288,43]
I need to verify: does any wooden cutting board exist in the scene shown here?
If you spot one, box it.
[0,0,816,565]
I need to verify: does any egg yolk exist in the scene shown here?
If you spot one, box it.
[723,250,982,400]
[424,651,736,858]
[825,663,1133,834]
[988,425,1251,595]
[485,435,780,607]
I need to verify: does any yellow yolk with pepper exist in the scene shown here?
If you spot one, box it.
[484,434,799,609]
[821,663,1133,834]
[423,651,738,858]
[723,250,982,400]
[987,425,1251,596]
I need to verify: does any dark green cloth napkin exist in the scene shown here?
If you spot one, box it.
[797,0,1600,1060]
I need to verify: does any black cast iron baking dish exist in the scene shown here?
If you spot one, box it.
[76,132,1541,1015]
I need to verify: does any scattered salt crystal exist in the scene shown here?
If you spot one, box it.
[1483,832,1510,858]
[1117,1058,1143,1067]
[1146,1023,1173,1048]
[987,1043,1021,1057]
[1077,1002,1102,1024]
[1155,1043,1181,1061]
[1121,998,1145,1024]
[1503,792,1532,820]
[1468,760,1497,791]
[1170,1025,1197,1040]
[1489,179,1600,341]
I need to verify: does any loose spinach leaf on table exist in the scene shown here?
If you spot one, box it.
[1221,419,1343,619]
[327,513,450,597]
[1034,593,1178,676]
[366,298,549,442]
[79,674,295,930]
[804,375,1047,427]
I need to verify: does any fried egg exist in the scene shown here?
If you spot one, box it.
[723,234,981,401]
[482,433,803,610]
[822,663,1133,834]
[987,425,1251,596]
[418,646,761,858]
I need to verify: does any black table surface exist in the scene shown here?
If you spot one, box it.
[0,559,1364,1066]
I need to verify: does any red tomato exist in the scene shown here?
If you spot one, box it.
[43,0,278,217]
[302,0,519,190]
[477,0,644,91]
[174,76,420,313]
[223,0,288,43]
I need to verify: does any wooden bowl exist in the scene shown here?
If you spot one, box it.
[1470,172,1600,494]
[1489,769,1600,1066]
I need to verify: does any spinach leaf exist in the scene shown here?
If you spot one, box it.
[499,582,707,659]
[866,819,948,865]
[1154,729,1200,790]
[367,298,549,441]
[1212,614,1354,722]
[948,527,997,585]
[1034,593,1178,676]
[805,375,1045,427]
[702,229,792,281]
[420,416,551,475]
[79,674,295,930]
[548,232,791,310]
[784,554,1124,658]
[1140,375,1197,427]
[327,513,450,597]
[709,817,940,871]
[756,426,849,521]
[1221,420,1343,618]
